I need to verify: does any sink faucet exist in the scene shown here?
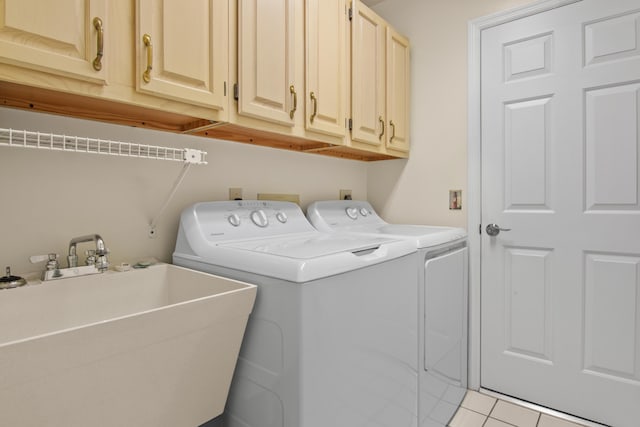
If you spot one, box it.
[68,234,109,272]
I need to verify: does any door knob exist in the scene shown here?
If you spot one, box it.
[486,223,511,236]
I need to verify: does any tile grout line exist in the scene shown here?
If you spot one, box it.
[482,414,518,427]
[488,398,499,417]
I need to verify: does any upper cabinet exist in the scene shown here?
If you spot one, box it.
[0,0,108,85]
[351,1,386,148]
[136,0,229,113]
[0,0,409,161]
[386,26,410,153]
[305,0,348,139]
[237,0,297,126]
[351,0,410,156]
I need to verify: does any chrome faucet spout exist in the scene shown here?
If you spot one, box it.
[68,234,109,271]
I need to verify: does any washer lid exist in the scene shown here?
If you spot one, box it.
[219,232,397,259]
[176,232,415,283]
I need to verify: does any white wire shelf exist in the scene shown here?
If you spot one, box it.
[0,128,207,164]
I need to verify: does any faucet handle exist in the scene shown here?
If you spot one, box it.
[30,254,50,263]
[30,253,59,270]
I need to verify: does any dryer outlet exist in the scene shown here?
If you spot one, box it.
[339,189,352,200]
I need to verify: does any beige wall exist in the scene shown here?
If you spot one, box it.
[1,0,541,275]
[367,0,538,228]
[0,108,368,274]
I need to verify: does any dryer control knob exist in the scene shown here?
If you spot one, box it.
[276,211,288,223]
[359,207,369,217]
[228,213,241,227]
[250,210,269,227]
[346,207,358,220]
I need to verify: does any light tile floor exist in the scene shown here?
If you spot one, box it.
[449,391,588,427]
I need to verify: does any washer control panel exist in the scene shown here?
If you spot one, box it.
[192,200,315,241]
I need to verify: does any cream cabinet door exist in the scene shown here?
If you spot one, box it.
[0,0,107,84]
[305,0,347,138]
[386,26,410,153]
[136,0,228,111]
[238,0,297,126]
[350,0,385,147]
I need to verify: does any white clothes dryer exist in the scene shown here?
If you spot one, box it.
[173,201,419,427]
[306,200,468,427]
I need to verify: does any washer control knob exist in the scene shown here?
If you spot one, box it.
[359,207,369,217]
[250,210,269,227]
[345,207,358,220]
[228,213,241,227]
[276,211,288,223]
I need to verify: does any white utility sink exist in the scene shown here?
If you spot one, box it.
[0,263,256,427]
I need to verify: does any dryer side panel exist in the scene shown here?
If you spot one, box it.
[424,247,469,385]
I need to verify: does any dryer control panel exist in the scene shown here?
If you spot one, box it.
[306,200,467,248]
[306,200,386,232]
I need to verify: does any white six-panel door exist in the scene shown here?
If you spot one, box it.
[480,1,640,426]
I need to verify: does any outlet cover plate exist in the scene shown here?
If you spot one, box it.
[339,189,352,200]
[229,187,243,200]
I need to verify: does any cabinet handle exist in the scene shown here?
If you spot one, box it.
[92,17,104,71]
[378,116,385,140]
[389,120,396,142]
[142,34,153,83]
[289,85,297,119]
[310,92,317,124]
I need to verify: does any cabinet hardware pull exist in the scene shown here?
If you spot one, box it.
[92,17,104,71]
[389,120,396,142]
[310,92,317,123]
[142,34,153,83]
[289,85,297,119]
[378,116,385,140]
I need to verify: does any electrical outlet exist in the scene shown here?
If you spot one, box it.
[229,187,243,200]
[339,189,352,200]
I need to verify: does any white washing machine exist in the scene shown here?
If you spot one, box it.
[306,200,468,427]
[173,201,420,427]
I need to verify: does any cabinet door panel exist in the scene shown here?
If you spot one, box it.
[305,0,347,138]
[137,0,228,111]
[0,0,107,84]
[351,1,385,147]
[386,26,410,152]
[238,0,296,126]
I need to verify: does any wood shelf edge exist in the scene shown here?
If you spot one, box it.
[0,81,403,162]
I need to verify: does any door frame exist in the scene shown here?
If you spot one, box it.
[466,0,581,390]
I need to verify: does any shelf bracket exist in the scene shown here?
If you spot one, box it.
[148,162,193,238]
